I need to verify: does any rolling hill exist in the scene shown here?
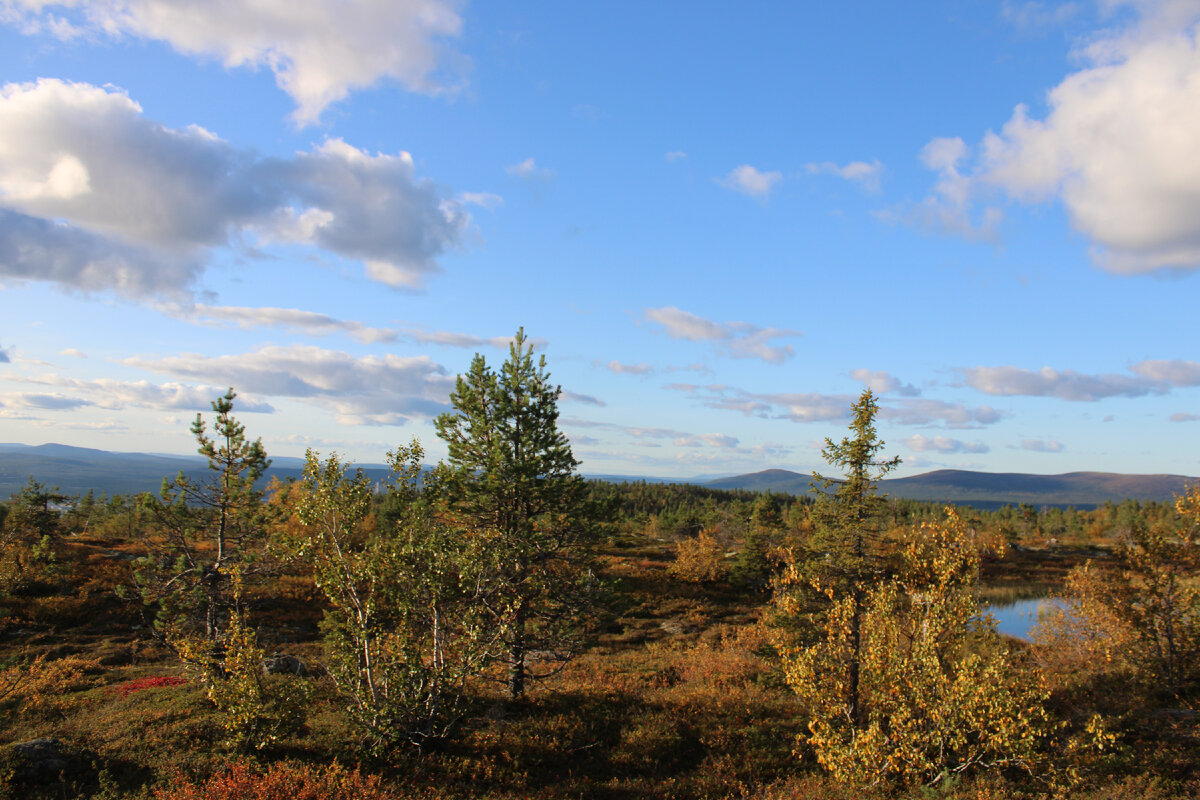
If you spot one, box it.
[2,444,1195,508]
[705,468,1198,508]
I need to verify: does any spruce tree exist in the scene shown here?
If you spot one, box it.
[806,388,899,724]
[434,328,599,700]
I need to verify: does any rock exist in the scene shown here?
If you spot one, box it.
[4,738,92,786]
[262,652,309,676]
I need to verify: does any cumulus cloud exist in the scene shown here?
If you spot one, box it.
[124,344,453,425]
[1021,438,1065,452]
[717,164,782,198]
[59,348,85,358]
[1,0,465,125]
[0,79,469,296]
[804,159,884,192]
[904,434,990,454]
[643,306,800,364]
[878,137,1002,239]
[850,369,920,397]
[910,4,1200,273]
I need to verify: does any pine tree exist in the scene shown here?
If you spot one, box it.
[434,328,599,700]
[139,388,271,644]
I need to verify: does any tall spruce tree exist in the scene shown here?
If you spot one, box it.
[806,388,899,724]
[434,328,598,700]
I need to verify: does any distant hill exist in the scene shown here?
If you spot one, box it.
[706,468,1198,509]
[0,443,394,498]
[2,444,1195,508]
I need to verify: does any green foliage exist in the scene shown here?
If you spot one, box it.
[138,389,272,644]
[0,479,63,595]
[434,328,603,699]
[289,444,488,750]
[174,598,309,753]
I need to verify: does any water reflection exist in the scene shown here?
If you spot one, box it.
[985,597,1064,641]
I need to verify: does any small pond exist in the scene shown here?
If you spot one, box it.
[985,597,1065,641]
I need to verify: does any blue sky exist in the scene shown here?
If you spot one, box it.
[0,0,1198,479]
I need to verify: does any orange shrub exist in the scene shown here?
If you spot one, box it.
[156,760,401,800]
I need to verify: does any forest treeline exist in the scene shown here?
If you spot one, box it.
[1,332,1199,799]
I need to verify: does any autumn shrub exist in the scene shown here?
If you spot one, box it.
[668,528,728,583]
[779,510,1057,788]
[172,604,309,752]
[1,652,102,720]
[154,760,401,800]
[108,675,187,698]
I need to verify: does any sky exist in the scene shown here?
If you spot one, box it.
[0,0,1198,480]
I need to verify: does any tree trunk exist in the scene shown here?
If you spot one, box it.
[507,602,526,700]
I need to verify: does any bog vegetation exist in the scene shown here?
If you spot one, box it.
[1,331,1198,799]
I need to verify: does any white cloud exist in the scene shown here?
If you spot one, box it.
[850,369,920,397]
[5,374,276,412]
[905,434,989,454]
[603,360,654,376]
[1020,438,1065,452]
[670,383,1004,429]
[561,416,754,453]
[804,159,884,192]
[0,79,469,296]
[59,348,85,358]
[2,0,465,125]
[960,365,1161,400]
[879,137,1002,239]
[458,192,504,210]
[664,151,687,162]
[401,328,531,350]
[560,391,606,407]
[1130,359,1200,386]
[0,391,92,410]
[643,306,800,364]
[124,344,453,425]
[879,398,1005,428]
[717,164,782,198]
[505,157,554,181]
[917,4,1200,273]
[1001,1,1082,32]
[161,303,399,344]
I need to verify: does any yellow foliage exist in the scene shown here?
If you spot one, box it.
[779,509,1055,788]
[668,528,728,583]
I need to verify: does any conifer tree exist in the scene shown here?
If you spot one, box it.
[804,388,899,724]
[434,328,599,700]
[139,388,271,644]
